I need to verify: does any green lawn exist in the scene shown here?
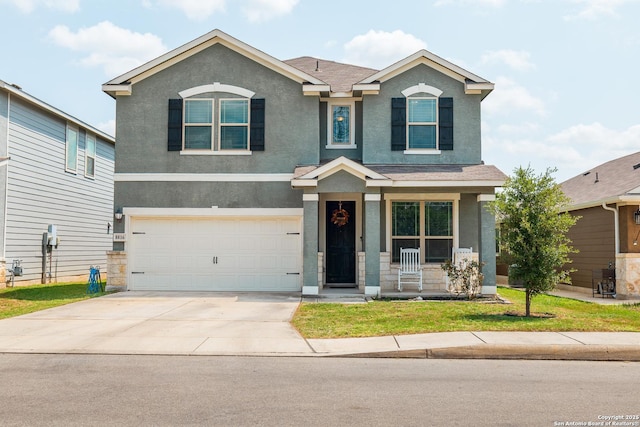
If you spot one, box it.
[0,282,106,319]
[291,287,640,338]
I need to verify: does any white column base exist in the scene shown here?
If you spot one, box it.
[302,286,320,296]
[365,286,380,297]
[481,285,497,296]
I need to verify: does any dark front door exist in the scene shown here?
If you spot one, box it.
[326,201,356,285]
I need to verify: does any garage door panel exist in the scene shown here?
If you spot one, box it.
[129,216,302,291]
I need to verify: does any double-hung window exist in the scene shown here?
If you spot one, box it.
[184,99,214,150]
[392,84,453,152]
[85,133,96,178]
[220,99,249,150]
[327,101,355,148]
[408,97,437,149]
[65,125,78,173]
[183,98,250,151]
[391,200,454,263]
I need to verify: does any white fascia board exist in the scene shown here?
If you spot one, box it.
[297,156,388,181]
[123,207,303,217]
[377,180,505,188]
[564,195,640,212]
[115,173,293,182]
[1,82,115,143]
[353,83,380,92]
[101,84,132,97]
[290,179,318,187]
[360,49,491,87]
[365,179,394,187]
[104,29,325,90]
[302,85,330,96]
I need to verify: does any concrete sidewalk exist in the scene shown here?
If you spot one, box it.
[0,290,639,360]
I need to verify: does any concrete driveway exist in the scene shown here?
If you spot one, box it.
[0,291,313,355]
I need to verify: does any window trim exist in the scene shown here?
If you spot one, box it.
[406,96,440,153]
[179,82,255,155]
[183,98,214,151]
[385,193,460,264]
[218,98,250,152]
[65,125,79,174]
[84,132,96,178]
[326,100,356,149]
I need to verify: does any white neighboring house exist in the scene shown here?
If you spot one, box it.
[1,79,115,286]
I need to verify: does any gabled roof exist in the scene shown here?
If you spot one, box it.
[292,157,506,188]
[103,29,492,99]
[0,79,115,143]
[102,29,325,98]
[561,151,640,210]
[360,49,494,98]
[284,57,378,94]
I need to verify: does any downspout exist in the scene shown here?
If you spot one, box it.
[602,202,619,254]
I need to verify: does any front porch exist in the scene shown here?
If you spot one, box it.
[309,251,486,298]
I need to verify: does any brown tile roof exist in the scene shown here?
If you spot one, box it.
[561,151,640,207]
[284,57,378,93]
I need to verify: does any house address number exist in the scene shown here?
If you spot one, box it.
[113,233,126,242]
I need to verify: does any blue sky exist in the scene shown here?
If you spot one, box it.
[1,0,639,182]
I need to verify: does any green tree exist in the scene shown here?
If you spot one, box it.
[489,166,579,317]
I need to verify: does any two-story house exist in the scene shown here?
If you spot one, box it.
[1,80,115,286]
[102,29,505,296]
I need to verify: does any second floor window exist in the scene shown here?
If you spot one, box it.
[408,97,437,149]
[85,133,96,178]
[184,98,249,151]
[327,101,355,148]
[66,126,78,173]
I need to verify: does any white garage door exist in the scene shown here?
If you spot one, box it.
[127,216,302,291]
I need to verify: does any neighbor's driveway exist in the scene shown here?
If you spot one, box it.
[0,292,313,355]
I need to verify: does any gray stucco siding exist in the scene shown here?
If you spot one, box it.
[115,181,301,210]
[115,43,320,175]
[5,98,114,283]
[362,64,482,165]
[316,170,367,194]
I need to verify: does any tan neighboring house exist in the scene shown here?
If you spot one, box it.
[560,151,640,299]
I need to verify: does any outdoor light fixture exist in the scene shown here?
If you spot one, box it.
[635,208,640,225]
[114,208,123,221]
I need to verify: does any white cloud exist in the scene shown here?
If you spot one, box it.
[343,30,427,69]
[243,0,298,22]
[147,0,226,21]
[564,0,631,20]
[484,122,640,181]
[482,76,546,117]
[48,21,167,76]
[481,49,535,71]
[2,0,79,13]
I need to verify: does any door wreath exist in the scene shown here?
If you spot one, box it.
[331,202,349,227]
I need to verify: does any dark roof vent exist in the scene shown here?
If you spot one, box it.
[633,163,640,170]
[595,172,599,183]
[583,171,591,176]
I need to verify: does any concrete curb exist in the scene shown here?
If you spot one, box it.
[331,345,640,361]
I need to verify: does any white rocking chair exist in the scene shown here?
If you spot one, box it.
[397,248,422,292]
